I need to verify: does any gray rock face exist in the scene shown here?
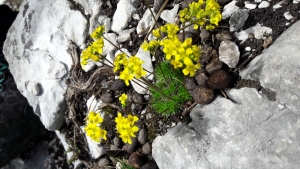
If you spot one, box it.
[229,9,249,31]
[153,21,300,169]
[2,0,101,130]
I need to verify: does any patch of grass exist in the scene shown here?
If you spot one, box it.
[150,61,191,116]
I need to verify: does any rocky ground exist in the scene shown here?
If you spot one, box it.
[1,0,300,168]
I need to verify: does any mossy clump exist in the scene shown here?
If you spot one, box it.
[150,61,191,116]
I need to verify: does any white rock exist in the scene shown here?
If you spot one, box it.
[133,14,140,20]
[115,48,132,57]
[255,0,262,2]
[3,0,90,130]
[219,40,240,68]
[245,2,257,9]
[83,96,106,159]
[81,60,96,72]
[294,0,300,3]
[111,0,137,33]
[75,0,103,35]
[97,15,111,33]
[234,23,272,43]
[245,47,251,51]
[55,131,81,167]
[26,81,40,96]
[258,1,270,8]
[222,0,239,19]
[117,28,135,43]
[273,1,284,9]
[103,33,118,55]
[160,4,179,23]
[46,61,67,79]
[284,11,293,20]
[137,8,156,34]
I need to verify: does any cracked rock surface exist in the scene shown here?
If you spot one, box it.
[152,21,300,169]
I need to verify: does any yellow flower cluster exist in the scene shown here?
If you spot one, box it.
[142,23,201,77]
[179,0,222,30]
[80,25,105,66]
[115,112,139,144]
[119,93,128,107]
[84,111,107,142]
[113,53,146,86]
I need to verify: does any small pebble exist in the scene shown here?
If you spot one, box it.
[283,11,293,20]
[245,47,251,51]
[113,136,122,147]
[195,72,208,86]
[207,70,232,89]
[192,86,215,105]
[128,152,146,168]
[98,157,110,167]
[110,79,126,92]
[100,93,114,103]
[258,1,270,8]
[142,142,152,155]
[185,78,198,93]
[245,2,257,9]
[263,36,273,48]
[205,60,223,74]
[138,128,148,144]
[123,138,138,154]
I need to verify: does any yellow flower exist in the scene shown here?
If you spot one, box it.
[91,25,105,40]
[115,112,139,144]
[113,53,128,72]
[119,93,128,107]
[182,57,201,77]
[152,28,161,38]
[119,68,134,86]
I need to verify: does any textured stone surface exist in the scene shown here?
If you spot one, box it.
[218,40,240,68]
[3,0,92,130]
[111,0,137,33]
[153,21,300,169]
[160,4,179,23]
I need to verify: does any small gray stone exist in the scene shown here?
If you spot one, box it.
[185,78,198,93]
[138,128,148,144]
[128,152,146,168]
[137,8,156,34]
[206,60,223,74]
[200,27,211,43]
[97,157,110,167]
[113,136,122,147]
[229,9,249,32]
[222,0,239,19]
[142,142,152,155]
[219,40,240,68]
[123,138,138,153]
[132,92,145,104]
[192,86,215,105]
[110,79,126,92]
[195,72,208,86]
[117,28,135,43]
[100,93,114,103]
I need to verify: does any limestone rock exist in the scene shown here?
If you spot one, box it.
[160,4,179,23]
[152,20,300,169]
[234,23,272,43]
[218,40,240,68]
[222,0,239,19]
[3,0,91,130]
[137,8,156,34]
[229,9,249,32]
[111,0,137,33]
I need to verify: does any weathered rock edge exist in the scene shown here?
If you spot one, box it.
[153,21,300,169]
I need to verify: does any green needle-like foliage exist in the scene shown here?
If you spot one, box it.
[150,61,191,116]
